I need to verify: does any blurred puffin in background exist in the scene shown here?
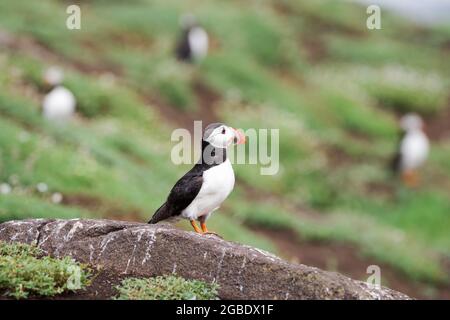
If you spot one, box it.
[391,113,429,187]
[149,123,246,236]
[175,14,209,63]
[42,66,76,122]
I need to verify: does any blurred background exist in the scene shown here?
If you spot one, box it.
[0,0,449,298]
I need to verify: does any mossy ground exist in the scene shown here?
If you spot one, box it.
[0,241,91,299]
[115,275,219,300]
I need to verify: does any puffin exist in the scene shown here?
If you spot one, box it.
[391,113,429,187]
[149,123,246,235]
[175,14,209,63]
[42,67,76,122]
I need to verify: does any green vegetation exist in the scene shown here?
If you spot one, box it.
[0,241,91,299]
[115,275,219,300]
[229,200,446,282]
[0,0,449,296]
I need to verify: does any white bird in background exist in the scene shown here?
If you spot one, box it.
[176,14,209,63]
[391,113,429,187]
[42,67,76,122]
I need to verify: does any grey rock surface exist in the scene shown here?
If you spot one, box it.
[0,218,411,300]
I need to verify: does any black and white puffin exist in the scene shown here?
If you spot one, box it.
[149,123,246,235]
[175,14,209,63]
[391,113,429,187]
[42,66,76,122]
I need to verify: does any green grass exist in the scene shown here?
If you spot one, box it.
[0,241,91,299]
[229,201,448,283]
[115,275,219,300]
[0,195,89,223]
[346,191,450,255]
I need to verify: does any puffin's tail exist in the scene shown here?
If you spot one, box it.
[148,202,168,224]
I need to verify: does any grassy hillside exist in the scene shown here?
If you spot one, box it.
[0,0,449,298]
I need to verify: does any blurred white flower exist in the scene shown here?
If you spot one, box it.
[51,192,63,204]
[226,88,242,102]
[98,72,116,88]
[391,230,406,244]
[36,182,49,193]
[0,183,12,195]
[18,131,30,143]
[9,66,22,79]
[8,174,19,186]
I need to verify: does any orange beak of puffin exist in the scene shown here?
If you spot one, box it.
[232,128,246,145]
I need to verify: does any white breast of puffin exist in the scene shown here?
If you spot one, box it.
[400,131,429,170]
[188,27,208,60]
[43,86,76,121]
[182,159,235,220]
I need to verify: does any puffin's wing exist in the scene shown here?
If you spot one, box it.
[149,170,203,223]
[390,130,405,175]
[168,171,204,212]
[175,30,191,61]
[390,151,402,175]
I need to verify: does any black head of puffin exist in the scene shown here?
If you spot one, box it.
[203,122,224,140]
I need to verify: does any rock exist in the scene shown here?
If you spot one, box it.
[0,218,410,300]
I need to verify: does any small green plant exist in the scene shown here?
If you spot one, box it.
[115,275,219,300]
[0,241,92,299]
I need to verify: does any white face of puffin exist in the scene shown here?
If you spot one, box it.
[400,113,424,132]
[43,66,64,87]
[203,124,246,149]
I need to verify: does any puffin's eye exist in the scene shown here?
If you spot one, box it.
[221,128,226,134]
